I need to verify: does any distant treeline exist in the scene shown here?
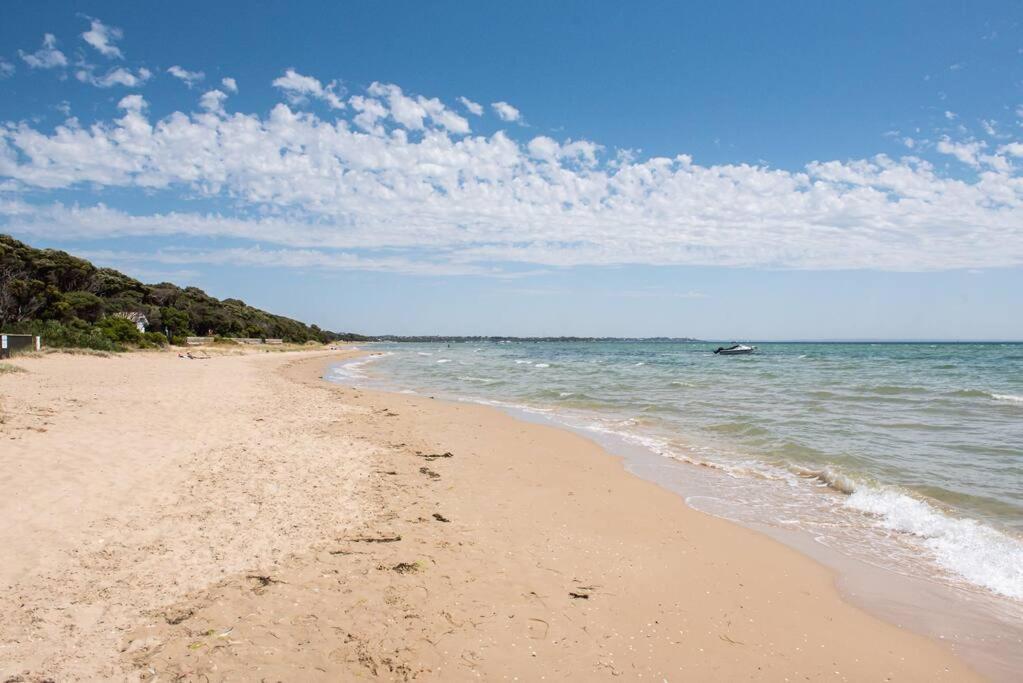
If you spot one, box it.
[372,336,702,343]
[0,234,370,350]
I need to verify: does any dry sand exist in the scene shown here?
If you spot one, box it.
[0,349,981,680]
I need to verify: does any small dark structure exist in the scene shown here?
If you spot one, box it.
[1,333,41,359]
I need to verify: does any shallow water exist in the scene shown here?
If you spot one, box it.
[331,341,1023,604]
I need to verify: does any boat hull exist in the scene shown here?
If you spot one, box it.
[714,344,757,355]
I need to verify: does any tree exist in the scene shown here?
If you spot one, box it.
[159,306,191,335]
[1,234,358,344]
[64,291,105,323]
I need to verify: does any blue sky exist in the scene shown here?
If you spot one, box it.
[1,1,1022,338]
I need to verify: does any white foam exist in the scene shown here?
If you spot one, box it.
[534,363,550,368]
[436,358,451,363]
[846,487,1023,600]
[992,393,1023,404]
[326,353,390,382]
[458,375,497,384]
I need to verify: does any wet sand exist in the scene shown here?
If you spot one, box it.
[0,349,981,680]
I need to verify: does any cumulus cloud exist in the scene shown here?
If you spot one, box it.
[272,68,344,109]
[0,81,1022,274]
[81,18,124,59]
[527,136,600,166]
[491,101,521,122]
[935,137,985,167]
[199,89,228,114]
[349,94,388,134]
[458,96,483,116]
[365,82,469,134]
[117,94,147,113]
[999,142,1023,157]
[167,65,205,88]
[221,77,238,93]
[75,66,152,88]
[0,59,14,79]
[19,34,67,69]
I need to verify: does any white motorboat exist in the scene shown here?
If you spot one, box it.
[714,343,757,355]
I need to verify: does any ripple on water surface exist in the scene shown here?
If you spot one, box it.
[331,341,1023,604]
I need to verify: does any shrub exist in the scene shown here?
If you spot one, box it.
[96,316,143,344]
[143,331,168,346]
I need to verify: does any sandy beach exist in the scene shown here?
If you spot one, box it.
[0,348,982,680]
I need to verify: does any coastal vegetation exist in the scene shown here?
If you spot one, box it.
[0,234,368,350]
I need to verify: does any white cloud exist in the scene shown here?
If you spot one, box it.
[458,96,483,116]
[999,142,1023,157]
[1,81,1022,274]
[117,94,147,113]
[167,65,205,88]
[199,89,228,114]
[365,82,469,134]
[527,136,599,166]
[349,95,388,134]
[78,244,493,277]
[0,59,14,79]
[19,34,68,69]
[944,110,957,120]
[492,101,521,122]
[75,66,152,88]
[81,18,124,59]
[221,77,238,93]
[272,68,344,109]
[935,137,986,167]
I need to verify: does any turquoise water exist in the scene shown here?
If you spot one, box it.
[330,341,1023,602]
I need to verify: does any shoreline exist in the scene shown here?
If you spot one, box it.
[0,348,988,679]
[583,422,1023,680]
[451,389,1023,678]
[332,349,1023,681]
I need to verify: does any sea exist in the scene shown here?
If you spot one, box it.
[327,340,1023,677]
